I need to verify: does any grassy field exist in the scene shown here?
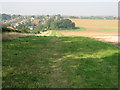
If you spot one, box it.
[59,27,86,31]
[2,31,119,88]
[103,29,118,32]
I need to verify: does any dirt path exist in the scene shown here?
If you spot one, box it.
[49,31,69,88]
[49,38,64,88]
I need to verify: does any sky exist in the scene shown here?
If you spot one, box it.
[0,0,119,16]
[0,0,119,2]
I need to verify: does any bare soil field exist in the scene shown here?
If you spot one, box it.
[60,19,119,46]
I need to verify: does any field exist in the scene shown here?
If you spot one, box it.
[2,31,119,88]
[70,19,118,29]
[60,19,118,45]
[61,19,118,36]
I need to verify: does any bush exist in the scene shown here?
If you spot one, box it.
[45,19,76,30]
[53,19,75,29]
[2,26,21,33]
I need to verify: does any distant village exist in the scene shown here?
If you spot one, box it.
[1,14,62,31]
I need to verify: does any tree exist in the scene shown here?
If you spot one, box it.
[2,14,11,20]
[31,15,35,18]
[70,16,79,19]
[53,19,75,29]
[45,18,54,29]
[21,28,29,33]
[36,24,44,30]
[34,16,76,30]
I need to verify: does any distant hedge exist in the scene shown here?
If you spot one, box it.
[45,18,76,30]
[53,19,75,29]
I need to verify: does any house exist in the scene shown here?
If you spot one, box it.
[7,26,16,30]
[30,17,35,21]
[31,19,40,24]
[15,23,19,26]
[41,22,46,25]
[28,26,34,30]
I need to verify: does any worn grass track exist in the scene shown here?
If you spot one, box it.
[2,31,119,88]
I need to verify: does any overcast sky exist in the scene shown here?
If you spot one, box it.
[1,1,118,16]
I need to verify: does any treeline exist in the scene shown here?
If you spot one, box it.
[68,16,118,20]
[34,18,75,33]
[1,14,22,20]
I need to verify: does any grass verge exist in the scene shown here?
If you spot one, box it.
[58,27,86,31]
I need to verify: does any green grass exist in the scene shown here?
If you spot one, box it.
[103,29,118,32]
[2,31,119,88]
[58,27,86,31]
[50,30,64,37]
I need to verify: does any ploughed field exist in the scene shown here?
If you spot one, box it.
[2,31,119,88]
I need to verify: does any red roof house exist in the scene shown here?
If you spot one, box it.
[31,19,40,24]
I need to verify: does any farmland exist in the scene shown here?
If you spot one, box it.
[59,19,118,45]
[70,19,118,30]
[61,19,118,36]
